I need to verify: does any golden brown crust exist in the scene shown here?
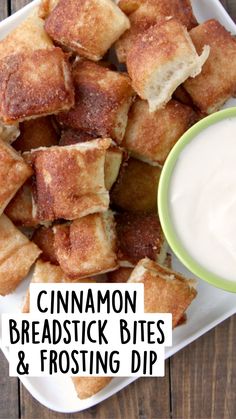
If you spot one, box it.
[32,226,58,265]
[184,19,236,113]
[0,48,74,123]
[44,0,130,60]
[54,212,118,279]
[72,377,112,399]
[111,158,161,213]
[24,138,110,221]
[0,214,41,296]
[128,258,197,327]
[0,10,53,61]
[14,117,59,152]
[122,99,197,165]
[4,178,37,227]
[116,0,197,63]
[115,212,166,265]
[57,61,134,144]
[0,140,33,215]
[107,267,133,283]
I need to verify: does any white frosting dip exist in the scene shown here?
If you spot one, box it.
[169,117,236,281]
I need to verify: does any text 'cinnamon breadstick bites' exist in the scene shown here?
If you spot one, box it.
[128,258,197,327]
[0,47,74,124]
[126,19,209,112]
[0,214,41,296]
[57,61,135,144]
[122,99,198,165]
[44,0,130,61]
[116,0,197,63]
[184,19,236,114]
[0,140,32,215]
[24,138,111,222]
[53,211,118,279]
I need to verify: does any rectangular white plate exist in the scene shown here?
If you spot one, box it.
[0,0,236,413]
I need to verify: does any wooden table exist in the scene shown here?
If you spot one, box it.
[1,1,236,418]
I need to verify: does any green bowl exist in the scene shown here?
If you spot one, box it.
[158,107,236,293]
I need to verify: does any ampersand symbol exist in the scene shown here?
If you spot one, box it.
[16,351,29,375]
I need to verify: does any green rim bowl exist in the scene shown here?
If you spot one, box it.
[158,106,236,293]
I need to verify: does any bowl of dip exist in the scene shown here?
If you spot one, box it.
[158,107,236,292]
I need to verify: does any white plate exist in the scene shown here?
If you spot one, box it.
[0,0,236,413]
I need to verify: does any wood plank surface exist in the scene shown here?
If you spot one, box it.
[0,1,236,418]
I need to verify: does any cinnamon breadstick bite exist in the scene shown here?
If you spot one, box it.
[128,258,197,327]
[0,214,41,296]
[115,212,167,267]
[72,377,112,400]
[0,140,32,215]
[0,47,74,124]
[24,138,111,221]
[184,19,236,113]
[44,0,130,60]
[116,0,197,63]
[126,19,209,112]
[57,61,135,144]
[53,211,118,278]
[122,99,197,165]
[4,179,37,228]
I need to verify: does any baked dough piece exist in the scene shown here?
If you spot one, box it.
[126,19,209,112]
[53,212,118,278]
[184,19,236,114]
[57,61,134,144]
[25,138,111,221]
[22,259,95,313]
[44,0,130,61]
[0,47,74,124]
[0,122,20,144]
[0,140,32,215]
[128,258,197,327]
[72,377,112,400]
[14,117,59,152]
[0,214,41,296]
[116,0,197,63]
[122,99,197,165]
[0,10,53,61]
[32,226,58,265]
[4,179,37,227]
[111,158,161,213]
[115,213,167,267]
